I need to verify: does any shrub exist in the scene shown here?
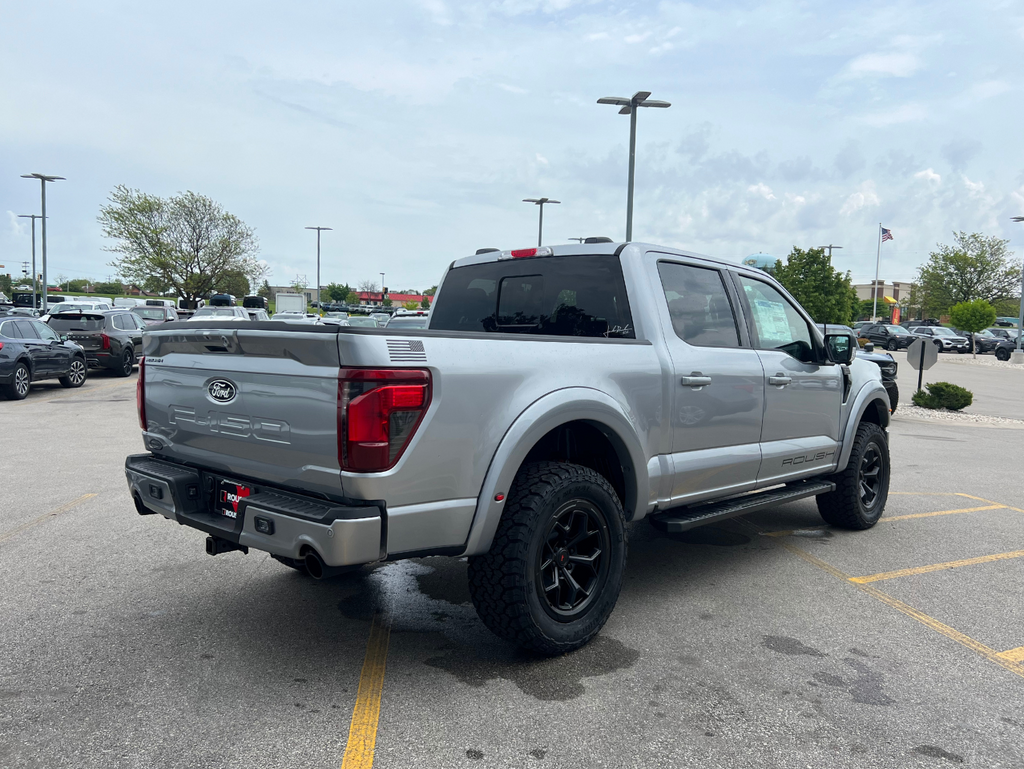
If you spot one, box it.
[912,382,974,411]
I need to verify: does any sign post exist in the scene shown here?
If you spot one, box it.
[906,337,939,393]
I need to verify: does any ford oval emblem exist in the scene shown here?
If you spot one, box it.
[208,379,237,403]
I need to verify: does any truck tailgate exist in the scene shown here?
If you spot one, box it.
[141,326,343,498]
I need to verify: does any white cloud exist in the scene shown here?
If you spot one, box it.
[6,211,25,237]
[498,83,528,94]
[914,168,941,183]
[859,103,927,127]
[624,32,650,44]
[535,153,549,166]
[839,182,880,215]
[586,32,609,41]
[844,52,921,79]
[962,176,985,195]
[966,80,1011,101]
[748,183,776,200]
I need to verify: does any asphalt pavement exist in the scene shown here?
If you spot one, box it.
[1,366,1022,768]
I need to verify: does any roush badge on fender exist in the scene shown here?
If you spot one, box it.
[208,379,237,403]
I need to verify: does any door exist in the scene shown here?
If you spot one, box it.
[34,321,72,375]
[734,275,844,486]
[13,320,53,377]
[656,259,764,505]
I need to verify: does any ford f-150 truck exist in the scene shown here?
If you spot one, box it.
[126,242,890,654]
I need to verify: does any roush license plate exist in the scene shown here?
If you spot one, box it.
[217,480,251,519]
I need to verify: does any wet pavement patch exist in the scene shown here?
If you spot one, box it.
[466,749,484,759]
[667,527,751,546]
[424,634,641,701]
[763,636,826,657]
[413,558,472,605]
[912,745,964,763]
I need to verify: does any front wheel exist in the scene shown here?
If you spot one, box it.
[468,461,627,655]
[113,347,135,377]
[59,358,88,388]
[996,348,1011,361]
[817,422,890,530]
[886,340,898,351]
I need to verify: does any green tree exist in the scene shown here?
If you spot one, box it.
[143,274,172,294]
[98,185,264,308]
[949,299,997,357]
[214,269,250,298]
[402,300,419,311]
[916,232,1021,317]
[257,279,272,299]
[773,247,859,324]
[67,278,89,292]
[421,296,431,309]
[423,285,437,297]
[382,297,393,307]
[325,282,352,302]
[345,291,360,305]
[94,280,122,294]
[0,273,11,295]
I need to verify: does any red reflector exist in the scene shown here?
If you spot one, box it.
[494,493,505,502]
[510,248,537,258]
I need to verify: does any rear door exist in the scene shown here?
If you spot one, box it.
[654,257,764,505]
[734,275,843,486]
[33,321,72,374]
[13,320,52,376]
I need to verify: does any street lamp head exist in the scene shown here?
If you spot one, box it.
[1012,216,1024,223]
[21,173,65,182]
[523,198,560,205]
[305,226,333,231]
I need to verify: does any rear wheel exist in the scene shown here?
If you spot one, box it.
[59,358,88,388]
[468,461,627,655]
[2,363,31,400]
[886,339,898,351]
[817,422,889,530]
[113,347,134,377]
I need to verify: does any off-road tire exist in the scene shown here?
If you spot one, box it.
[59,357,88,388]
[816,422,890,530]
[888,386,899,413]
[468,461,627,656]
[113,347,134,378]
[2,363,31,400]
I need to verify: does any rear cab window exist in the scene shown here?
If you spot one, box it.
[431,254,634,339]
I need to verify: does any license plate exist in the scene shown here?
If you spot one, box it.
[217,480,251,519]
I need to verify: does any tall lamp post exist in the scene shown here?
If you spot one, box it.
[17,214,43,312]
[21,173,64,313]
[597,91,670,242]
[522,198,560,246]
[1012,216,1024,364]
[305,226,332,313]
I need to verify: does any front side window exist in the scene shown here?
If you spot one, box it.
[657,262,739,347]
[738,276,814,362]
[34,322,60,341]
[431,255,634,339]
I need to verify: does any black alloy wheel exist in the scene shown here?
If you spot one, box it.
[538,500,610,619]
[887,339,898,351]
[114,347,134,377]
[858,444,884,510]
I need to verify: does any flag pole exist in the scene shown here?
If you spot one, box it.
[872,222,882,321]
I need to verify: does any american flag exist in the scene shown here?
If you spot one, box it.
[881,227,893,242]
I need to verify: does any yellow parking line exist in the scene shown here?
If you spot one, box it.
[341,611,392,769]
[999,647,1024,663]
[0,493,98,544]
[885,504,1005,522]
[739,521,1024,681]
[849,549,1024,584]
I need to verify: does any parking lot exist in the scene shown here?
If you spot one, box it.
[2,367,1023,768]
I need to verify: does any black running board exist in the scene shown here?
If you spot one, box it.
[648,480,836,533]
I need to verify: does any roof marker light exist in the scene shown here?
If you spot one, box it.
[499,246,553,260]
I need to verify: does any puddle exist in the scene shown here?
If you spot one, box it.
[763,635,826,658]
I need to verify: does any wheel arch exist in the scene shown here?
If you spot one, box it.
[837,383,890,472]
[461,388,648,557]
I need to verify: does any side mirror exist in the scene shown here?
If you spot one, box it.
[863,341,875,352]
[824,333,855,365]
[60,334,68,342]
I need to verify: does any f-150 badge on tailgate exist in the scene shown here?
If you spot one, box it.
[208,379,237,403]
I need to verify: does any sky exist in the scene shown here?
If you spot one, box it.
[2,0,1023,293]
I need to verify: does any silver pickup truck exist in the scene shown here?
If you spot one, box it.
[126,242,890,654]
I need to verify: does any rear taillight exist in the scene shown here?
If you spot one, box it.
[501,246,553,259]
[338,368,431,472]
[101,333,111,350]
[137,356,147,431]
[0,342,4,351]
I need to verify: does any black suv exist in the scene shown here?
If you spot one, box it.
[46,310,144,377]
[858,323,914,351]
[0,316,88,399]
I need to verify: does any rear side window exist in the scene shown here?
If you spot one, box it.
[112,314,128,330]
[0,320,22,338]
[431,255,634,338]
[657,262,739,347]
[15,320,40,339]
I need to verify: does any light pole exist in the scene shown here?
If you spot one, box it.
[17,214,43,312]
[21,173,64,313]
[305,226,332,313]
[1012,216,1024,363]
[597,91,671,242]
[522,198,560,247]
[817,244,843,262]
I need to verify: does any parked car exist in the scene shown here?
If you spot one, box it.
[246,309,270,322]
[819,325,899,412]
[186,307,250,322]
[954,328,1000,354]
[209,293,236,307]
[46,310,144,377]
[131,305,180,326]
[385,313,430,329]
[45,301,113,319]
[986,327,1020,343]
[993,340,1021,361]
[114,298,147,309]
[909,326,969,353]
[242,296,269,310]
[128,241,891,654]
[270,312,320,323]
[370,312,392,325]
[0,316,88,399]
[345,316,379,328]
[858,323,914,351]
